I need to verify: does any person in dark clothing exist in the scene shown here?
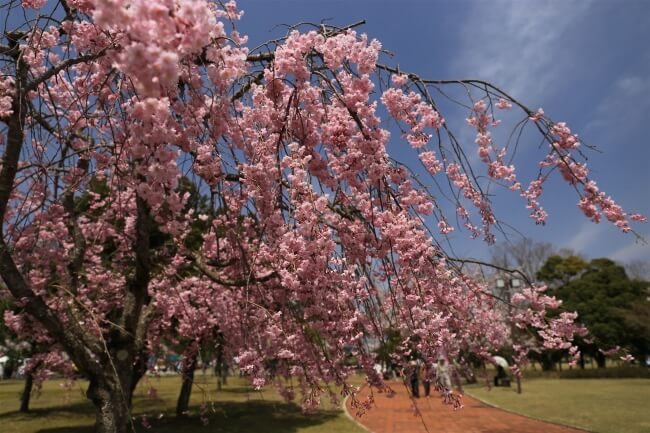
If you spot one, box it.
[494,365,508,386]
[409,361,420,398]
[421,363,431,398]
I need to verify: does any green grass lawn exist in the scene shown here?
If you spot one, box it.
[465,378,650,433]
[0,375,366,433]
[6,374,648,433]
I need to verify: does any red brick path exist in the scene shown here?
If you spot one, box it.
[345,381,584,433]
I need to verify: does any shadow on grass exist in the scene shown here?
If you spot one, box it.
[0,401,95,419]
[15,399,342,433]
[206,386,257,394]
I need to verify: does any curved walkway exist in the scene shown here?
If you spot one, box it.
[346,382,585,433]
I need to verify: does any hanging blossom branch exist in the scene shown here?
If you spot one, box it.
[0,1,645,432]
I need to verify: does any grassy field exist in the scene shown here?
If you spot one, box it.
[0,375,366,433]
[466,378,650,433]
[4,374,649,433]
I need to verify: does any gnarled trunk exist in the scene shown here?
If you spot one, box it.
[87,377,133,433]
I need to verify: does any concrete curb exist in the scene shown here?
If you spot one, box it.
[342,385,374,433]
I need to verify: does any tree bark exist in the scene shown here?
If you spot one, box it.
[514,373,522,394]
[0,38,152,433]
[540,354,555,371]
[19,373,34,412]
[595,351,606,368]
[87,378,132,433]
[176,353,198,417]
[215,344,224,391]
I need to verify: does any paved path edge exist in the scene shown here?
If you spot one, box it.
[463,389,594,433]
[342,386,374,433]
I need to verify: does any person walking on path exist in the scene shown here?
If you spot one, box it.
[409,360,420,398]
[421,362,432,398]
[435,358,452,390]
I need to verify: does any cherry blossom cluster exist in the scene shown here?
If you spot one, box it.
[0,77,13,120]
[381,87,444,148]
[0,1,644,423]
[541,120,644,232]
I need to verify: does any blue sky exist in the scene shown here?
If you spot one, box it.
[237,0,650,264]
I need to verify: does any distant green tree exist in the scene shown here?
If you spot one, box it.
[537,256,650,367]
[374,328,402,371]
[536,254,588,287]
[0,297,42,411]
[0,297,20,380]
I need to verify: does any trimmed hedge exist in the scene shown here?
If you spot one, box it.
[559,366,650,379]
[521,366,650,380]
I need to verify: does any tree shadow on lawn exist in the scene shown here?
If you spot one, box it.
[19,399,343,433]
[196,385,257,394]
[0,401,95,420]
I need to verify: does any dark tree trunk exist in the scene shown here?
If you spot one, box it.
[85,350,146,433]
[214,332,226,391]
[215,351,223,391]
[579,351,585,369]
[515,375,522,394]
[595,351,607,368]
[129,352,148,408]
[176,353,198,417]
[87,378,132,433]
[19,372,34,412]
[540,353,555,371]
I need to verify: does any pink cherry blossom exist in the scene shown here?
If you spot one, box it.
[0,3,643,431]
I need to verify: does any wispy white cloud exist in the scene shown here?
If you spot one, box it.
[610,240,650,263]
[442,1,597,168]
[583,74,650,138]
[558,222,650,262]
[447,2,649,264]
[614,76,650,96]
[451,0,594,103]
[563,222,605,253]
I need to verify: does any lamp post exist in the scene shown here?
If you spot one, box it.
[495,276,520,296]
